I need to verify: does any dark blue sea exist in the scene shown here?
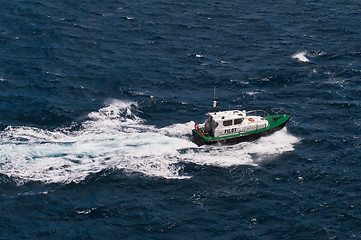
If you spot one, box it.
[1,0,361,239]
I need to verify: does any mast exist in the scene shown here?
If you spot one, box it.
[213,87,218,113]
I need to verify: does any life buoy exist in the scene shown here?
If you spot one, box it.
[200,129,205,136]
[248,118,255,122]
[194,123,199,131]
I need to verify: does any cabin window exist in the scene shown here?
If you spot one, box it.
[234,118,243,125]
[223,120,232,126]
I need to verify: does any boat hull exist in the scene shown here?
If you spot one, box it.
[192,114,291,146]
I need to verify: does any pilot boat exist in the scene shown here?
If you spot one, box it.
[192,98,291,146]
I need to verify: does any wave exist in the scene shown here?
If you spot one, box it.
[0,99,300,184]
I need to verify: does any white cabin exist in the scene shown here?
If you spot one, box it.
[204,110,269,137]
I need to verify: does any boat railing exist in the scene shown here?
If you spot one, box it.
[271,108,285,115]
[246,110,269,118]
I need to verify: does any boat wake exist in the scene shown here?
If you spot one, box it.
[0,99,300,184]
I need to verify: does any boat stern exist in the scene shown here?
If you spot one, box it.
[192,129,207,146]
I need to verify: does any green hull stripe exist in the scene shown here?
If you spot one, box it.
[193,114,291,142]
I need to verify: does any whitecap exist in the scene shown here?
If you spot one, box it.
[76,208,96,215]
[292,51,310,62]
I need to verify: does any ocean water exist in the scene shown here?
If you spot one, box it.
[0,0,360,239]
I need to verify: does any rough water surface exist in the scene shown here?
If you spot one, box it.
[0,0,360,239]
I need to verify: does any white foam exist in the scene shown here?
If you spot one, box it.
[0,99,300,184]
[292,51,310,62]
[181,127,299,167]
